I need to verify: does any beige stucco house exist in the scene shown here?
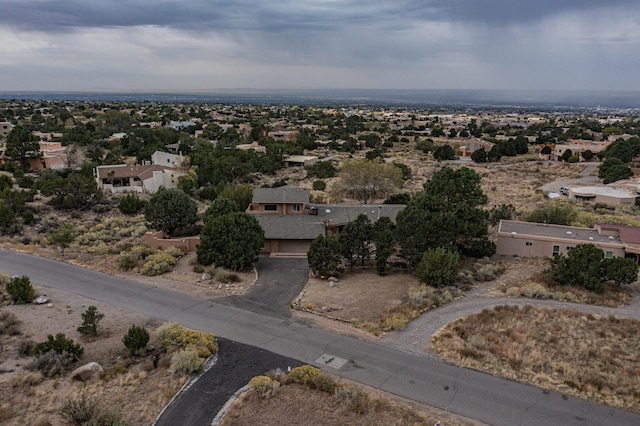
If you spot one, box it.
[496,220,640,262]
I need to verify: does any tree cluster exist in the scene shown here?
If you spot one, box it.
[547,244,638,293]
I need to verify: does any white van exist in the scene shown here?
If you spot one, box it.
[560,186,569,195]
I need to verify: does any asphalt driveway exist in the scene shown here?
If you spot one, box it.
[213,256,309,318]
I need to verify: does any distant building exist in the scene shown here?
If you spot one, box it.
[553,140,609,161]
[0,122,12,137]
[458,137,495,157]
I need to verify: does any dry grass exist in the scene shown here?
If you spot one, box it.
[500,269,632,307]
[431,305,640,411]
[221,377,483,426]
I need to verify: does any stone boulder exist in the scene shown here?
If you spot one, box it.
[71,362,104,381]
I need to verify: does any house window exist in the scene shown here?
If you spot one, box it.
[525,242,533,246]
[293,204,301,212]
[566,246,572,251]
[552,245,560,257]
[605,251,613,259]
[264,204,277,211]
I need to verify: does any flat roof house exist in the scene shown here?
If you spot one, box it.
[496,220,640,261]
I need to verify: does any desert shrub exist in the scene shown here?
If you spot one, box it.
[122,325,149,356]
[5,275,35,304]
[18,370,44,386]
[35,333,84,360]
[163,246,185,258]
[312,180,326,191]
[249,375,280,399]
[312,372,337,393]
[17,338,35,356]
[170,347,204,375]
[473,262,506,282]
[214,268,240,284]
[265,368,288,383]
[0,311,21,335]
[286,365,321,387]
[157,322,218,357]
[77,306,105,336]
[59,394,101,425]
[26,350,74,377]
[18,175,35,188]
[521,283,551,299]
[379,314,408,331]
[335,385,368,414]
[117,254,137,271]
[118,194,143,215]
[140,252,177,276]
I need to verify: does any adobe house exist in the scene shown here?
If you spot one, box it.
[247,186,405,256]
[496,220,640,262]
[94,151,184,194]
[457,137,495,157]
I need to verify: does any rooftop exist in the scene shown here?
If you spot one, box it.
[498,220,622,245]
[252,186,311,204]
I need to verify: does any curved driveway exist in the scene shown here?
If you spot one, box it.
[213,256,309,318]
[1,250,639,426]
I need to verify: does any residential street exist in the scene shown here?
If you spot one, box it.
[1,250,639,426]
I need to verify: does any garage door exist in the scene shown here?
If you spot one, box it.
[278,240,311,254]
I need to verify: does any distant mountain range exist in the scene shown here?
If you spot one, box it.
[0,89,638,111]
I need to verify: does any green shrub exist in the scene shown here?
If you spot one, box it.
[18,175,35,188]
[118,194,143,215]
[6,275,35,304]
[214,268,240,284]
[157,322,218,357]
[170,347,204,375]
[122,325,149,356]
[140,252,177,276]
[286,365,320,387]
[77,306,105,336]
[35,333,84,360]
[415,247,460,288]
[312,180,326,191]
[118,254,137,271]
[249,375,280,398]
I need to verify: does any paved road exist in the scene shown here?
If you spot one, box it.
[213,256,308,318]
[1,250,639,426]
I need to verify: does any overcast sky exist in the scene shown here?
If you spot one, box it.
[2,1,639,92]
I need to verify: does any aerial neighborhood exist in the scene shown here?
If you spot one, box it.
[1,98,640,424]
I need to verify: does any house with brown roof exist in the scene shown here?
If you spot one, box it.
[94,151,183,194]
[247,186,405,256]
[496,220,640,262]
[457,137,495,157]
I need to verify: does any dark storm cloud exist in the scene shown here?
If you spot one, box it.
[5,1,637,34]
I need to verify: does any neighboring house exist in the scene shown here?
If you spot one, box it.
[496,220,638,260]
[267,130,298,141]
[27,142,67,171]
[95,151,183,194]
[568,186,638,205]
[169,121,196,130]
[236,142,267,153]
[284,155,318,167]
[458,137,495,157]
[151,151,184,169]
[0,122,12,137]
[552,140,609,161]
[247,186,405,256]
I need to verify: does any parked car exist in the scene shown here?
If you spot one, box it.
[560,186,569,195]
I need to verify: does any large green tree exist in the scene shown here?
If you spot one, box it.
[338,214,373,271]
[307,234,343,277]
[372,216,396,275]
[334,160,402,204]
[599,157,632,184]
[5,126,40,170]
[197,212,264,270]
[396,166,493,267]
[50,173,103,210]
[415,247,460,288]
[144,187,198,235]
[203,197,240,223]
